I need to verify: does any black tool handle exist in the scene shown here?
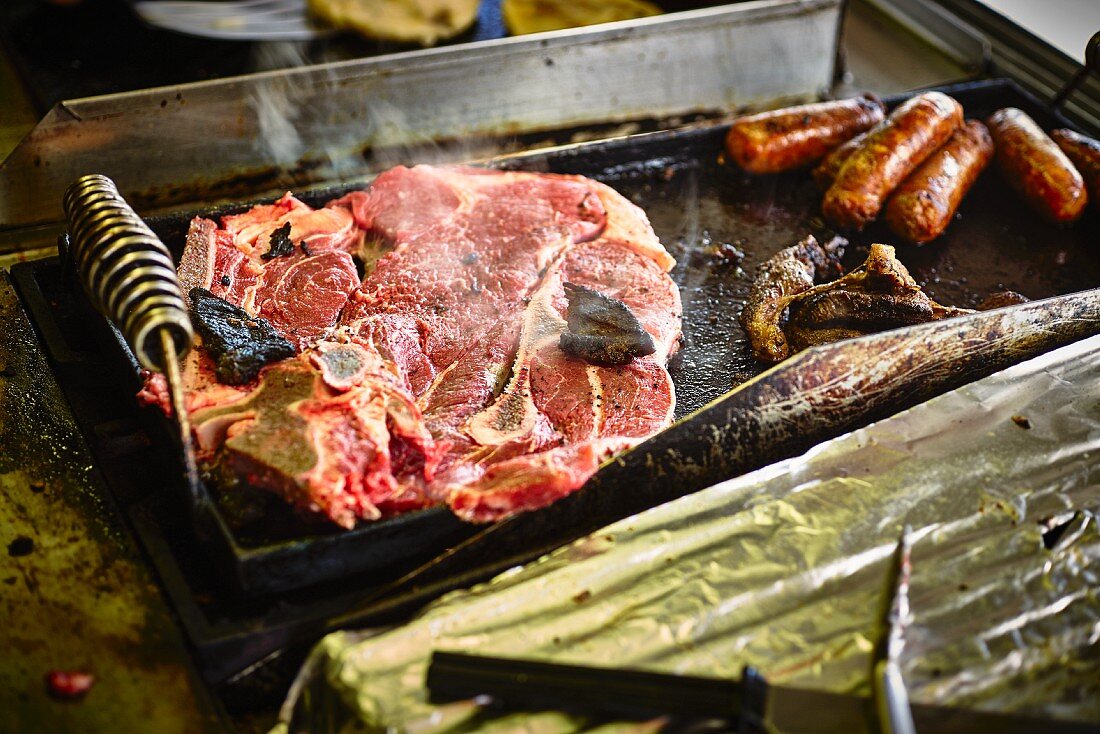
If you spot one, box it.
[1052,31,1100,109]
[427,651,767,731]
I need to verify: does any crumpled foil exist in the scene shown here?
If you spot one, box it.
[277,334,1100,733]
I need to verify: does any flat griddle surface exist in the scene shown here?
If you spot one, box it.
[511,91,1099,418]
[106,79,1100,598]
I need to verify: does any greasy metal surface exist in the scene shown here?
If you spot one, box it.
[860,0,990,73]
[87,79,1100,603]
[504,79,1100,418]
[279,333,1100,733]
[0,271,223,733]
[0,0,842,232]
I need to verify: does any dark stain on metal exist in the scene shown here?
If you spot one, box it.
[7,536,34,557]
[0,272,223,731]
[124,112,725,216]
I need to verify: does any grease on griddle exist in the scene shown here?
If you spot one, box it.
[189,288,295,385]
[977,291,1030,311]
[559,282,656,365]
[711,240,746,265]
[8,536,34,557]
[261,222,295,261]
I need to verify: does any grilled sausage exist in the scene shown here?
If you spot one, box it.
[724,94,885,174]
[812,130,869,189]
[1051,128,1100,213]
[986,108,1087,224]
[884,120,993,244]
[822,92,963,230]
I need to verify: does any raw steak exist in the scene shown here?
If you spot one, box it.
[143,166,681,526]
[335,166,612,396]
[188,348,441,525]
[429,237,679,521]
[175,192,363,350]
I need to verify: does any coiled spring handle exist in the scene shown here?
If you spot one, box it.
[62,174,193,371]
[62,174,200,492]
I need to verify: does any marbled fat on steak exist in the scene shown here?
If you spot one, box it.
[141,166,681,526]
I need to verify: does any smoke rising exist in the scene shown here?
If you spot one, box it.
[246,40,513,189]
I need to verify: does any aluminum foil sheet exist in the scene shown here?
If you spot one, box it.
[277,334,1100,733]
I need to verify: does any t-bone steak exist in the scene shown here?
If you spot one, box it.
[140,166,681,526]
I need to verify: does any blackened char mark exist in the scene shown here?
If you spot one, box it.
[261,222,295,261]
[189,287,295,385]
[559,282,656,365]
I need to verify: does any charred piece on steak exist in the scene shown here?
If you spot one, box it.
[559,282,657,365]
[189,287,295,384]
[742,241,1028,363]
[261,222,296,260]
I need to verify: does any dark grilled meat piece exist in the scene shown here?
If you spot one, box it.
[745,243,1027,362]
[738,234,848,362]
[559,282,656,365]
[783,243,970,353]
[189,287,296,385]
[793,289,940,329]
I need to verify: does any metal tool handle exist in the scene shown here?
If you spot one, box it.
[872,526,915,734]
[62,174,193,372]
[62,174,204,507]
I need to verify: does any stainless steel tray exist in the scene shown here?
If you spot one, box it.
[0,0,842,233]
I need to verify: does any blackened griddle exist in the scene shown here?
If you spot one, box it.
[57,79,1100,611]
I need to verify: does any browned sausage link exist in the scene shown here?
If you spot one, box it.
[812,130,869,189]
[884,120,994,244]
[724,94,885,174]
[822,92,963,231]
[986,108,1087,224]
[1051,128,1100,213]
